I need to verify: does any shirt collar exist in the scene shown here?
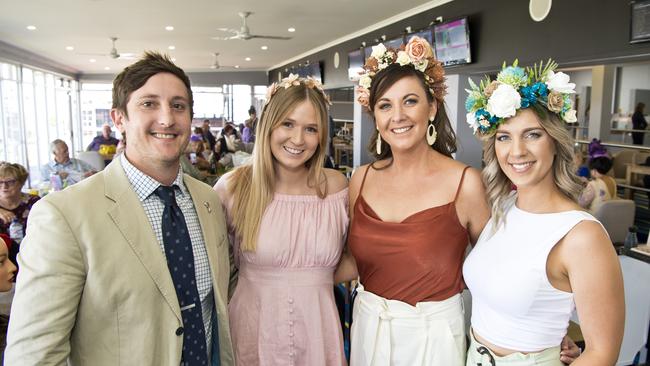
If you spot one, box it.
[120,153,187,202]
[49,159,72,168]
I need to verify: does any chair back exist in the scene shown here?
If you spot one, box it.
[592,199,636,244]
[75,151,105,171]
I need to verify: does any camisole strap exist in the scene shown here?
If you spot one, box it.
[358,164,373,197]
[453,166,470,203]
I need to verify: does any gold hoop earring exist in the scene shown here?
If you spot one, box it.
[426,119,437,146]
[376,129,382,155]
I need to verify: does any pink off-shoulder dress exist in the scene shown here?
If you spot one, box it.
[221,185,349,366]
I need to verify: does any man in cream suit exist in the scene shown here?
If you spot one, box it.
[5,52,234,365]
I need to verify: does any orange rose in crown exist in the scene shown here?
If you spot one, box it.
[405,36,434,62]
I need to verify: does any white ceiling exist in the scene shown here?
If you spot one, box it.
[0,0,452,75]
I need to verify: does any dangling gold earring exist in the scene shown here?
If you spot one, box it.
[376,127,382,155]
[426,117,437,146]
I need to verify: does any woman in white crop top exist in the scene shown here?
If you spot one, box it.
[463,61,624,366]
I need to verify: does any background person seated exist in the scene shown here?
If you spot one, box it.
[579,156,617,213]
[186,135,211,171]
[41,139,96,188]
[0,234,17,363]
[0,162,39,269]
[86,124,119,152]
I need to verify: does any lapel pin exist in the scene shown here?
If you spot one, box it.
[204,201,212,213]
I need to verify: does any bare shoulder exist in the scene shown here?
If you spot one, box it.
[349,163,371,197]
[324,168,348,193]
[563,219,612,252]
[456,165,486,198]
[213,171,234,199]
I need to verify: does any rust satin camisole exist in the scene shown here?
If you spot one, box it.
[348,165,470,306]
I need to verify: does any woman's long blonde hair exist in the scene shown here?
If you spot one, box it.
[482,105,583,229]
[227,82,330,251]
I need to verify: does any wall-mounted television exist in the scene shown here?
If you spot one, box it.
[384,36,405,50]
[406,29,433,46]
[433,17,471,66]
[631,0,650,43]
[285,61,323,82]
[348,49,364,81]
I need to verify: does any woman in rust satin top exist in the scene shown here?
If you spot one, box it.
[335,36,490,366]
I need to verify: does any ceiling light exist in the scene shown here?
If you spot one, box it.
[168,45,176,50]
[26,25,37,31]
[104,66,110,70]
[234,65,240,69]
[165,26,174,31]
[89,59,96,63]
[288,27,296,32]
[261,46,268,50]
[65,46,74,51]
[245,57,251,61]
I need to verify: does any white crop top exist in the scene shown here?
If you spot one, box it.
[463,194,599,352]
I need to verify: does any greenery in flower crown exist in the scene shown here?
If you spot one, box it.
[465,59,577,135]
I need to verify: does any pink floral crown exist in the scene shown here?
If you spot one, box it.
[265,73,331,107]
[356,36,446,110]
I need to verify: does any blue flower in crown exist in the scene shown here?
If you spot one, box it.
[464,59,578,136]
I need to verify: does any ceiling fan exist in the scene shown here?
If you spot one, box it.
[209,52,242,70]
[212,12,292,41]
[79,37,136,59]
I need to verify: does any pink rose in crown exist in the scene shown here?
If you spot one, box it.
[405,36,433,62]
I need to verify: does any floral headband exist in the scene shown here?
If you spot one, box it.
[356,36,446,110]
[465,59,577,135]
[265,73,331,107]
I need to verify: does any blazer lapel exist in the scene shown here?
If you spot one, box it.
[103,159,182,321]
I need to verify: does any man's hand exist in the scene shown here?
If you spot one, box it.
[0,208,16,224]
[560,335,581,364]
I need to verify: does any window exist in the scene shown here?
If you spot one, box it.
[0,62,78,186]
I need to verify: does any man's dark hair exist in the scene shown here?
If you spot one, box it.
[112,51,193,117]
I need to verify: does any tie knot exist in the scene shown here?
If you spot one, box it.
[154,185,177,206]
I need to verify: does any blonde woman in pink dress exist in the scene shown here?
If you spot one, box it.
[214,75,348,366]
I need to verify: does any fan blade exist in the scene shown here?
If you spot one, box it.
[212,35,242,41]
[78,52,108,56]
[118,53,137,60]
[248,34,292,40]
[216,28,239,33]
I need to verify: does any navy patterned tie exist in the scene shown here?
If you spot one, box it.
[155,185,208,366]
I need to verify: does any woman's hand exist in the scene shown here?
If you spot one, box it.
[0,208,16,224]
[560,336,581,364]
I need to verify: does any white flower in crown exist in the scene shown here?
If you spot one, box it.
[466,112,479,132]
[396,51,410,66]
[545,71,576,94]
[487,84,521,118]
[414,59,428,73]
[359,74,372,89]
[371,44,387,59]
[563,109,577,123]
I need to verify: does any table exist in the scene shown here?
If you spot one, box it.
[624,163,650,198]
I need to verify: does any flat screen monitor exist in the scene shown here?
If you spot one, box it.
[406,28,433,46]
[631,0,650,43]
[384,36,405,50]
[433,17,471,66]
[348,49,364,81]
[363,46,373,60]
[296,62,323,82]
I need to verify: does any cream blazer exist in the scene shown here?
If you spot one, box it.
[5,158,234,366]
